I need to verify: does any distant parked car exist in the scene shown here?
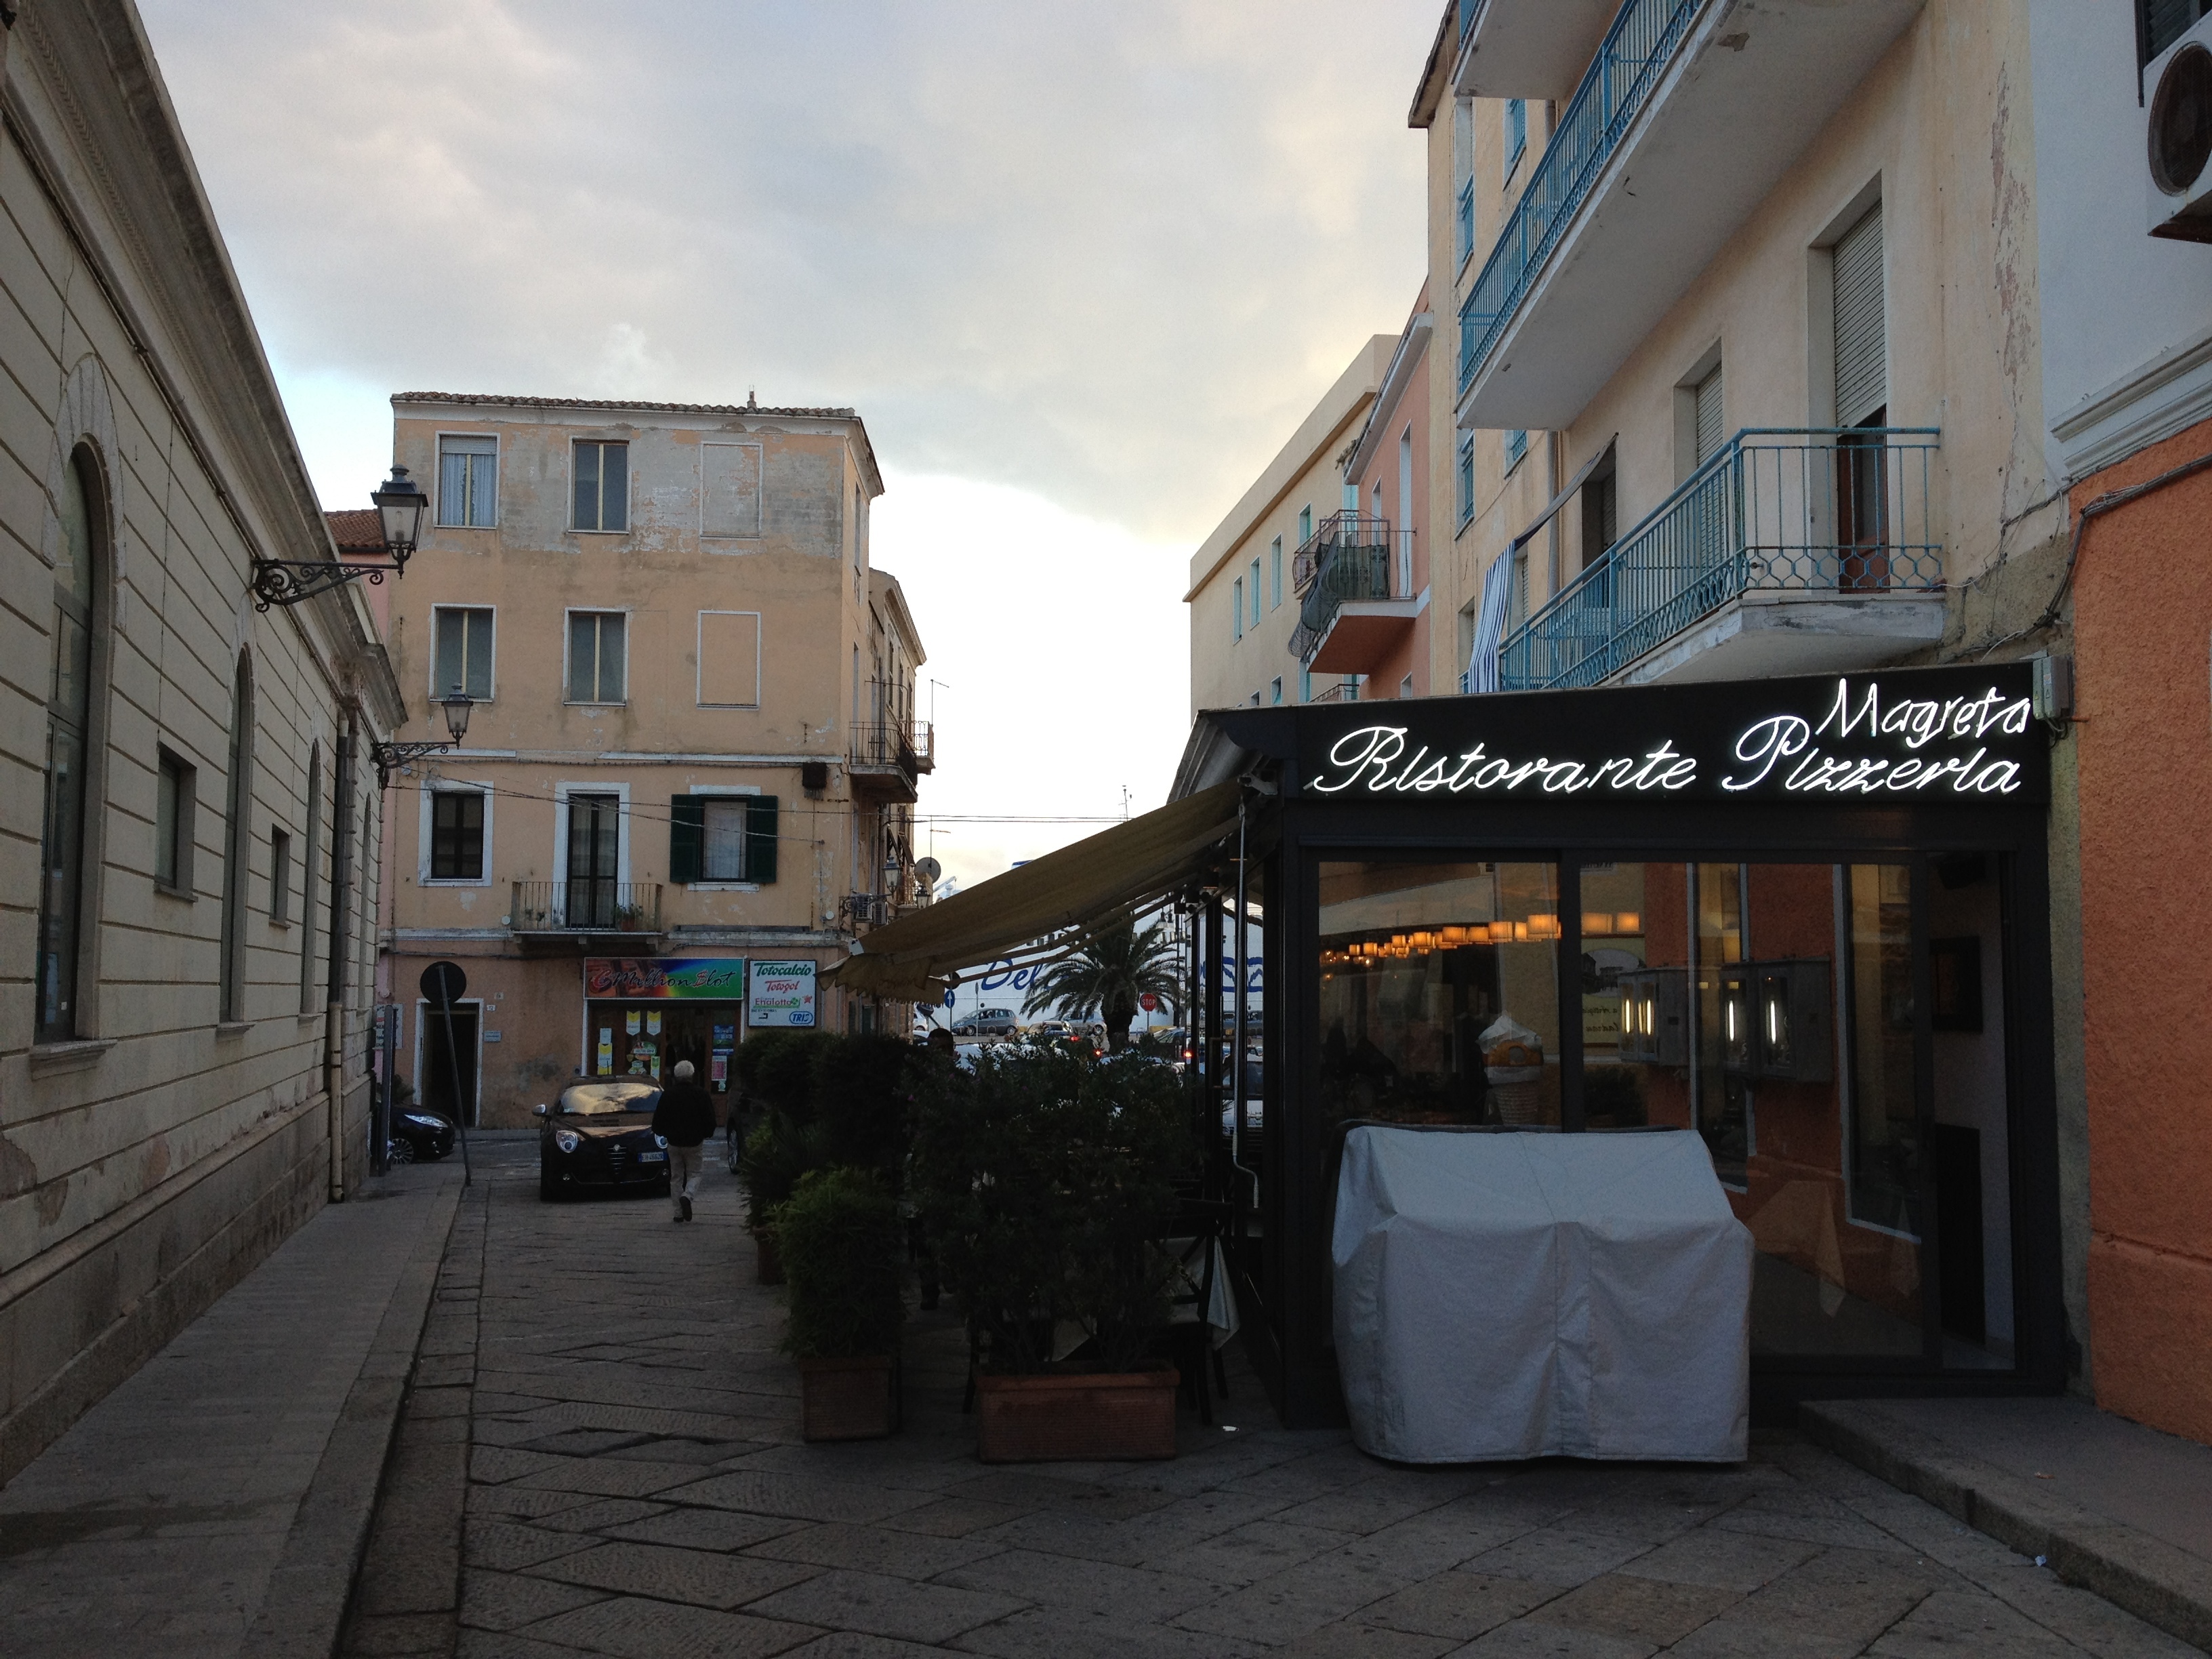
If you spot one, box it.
[386,1108,454,1164]
[951,1007,1017,1038]
[534,1079,672,1201]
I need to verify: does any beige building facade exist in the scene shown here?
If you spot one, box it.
[378,394,928,1128]
[0,1,402,1481]
[1187,336,1395,715]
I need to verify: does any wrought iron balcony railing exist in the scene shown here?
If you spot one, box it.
[1289,514,1394,663]
[1458,0,1702,398]
[1496,429,1942,693]
[510,881,663,935]
[849,720,933,778]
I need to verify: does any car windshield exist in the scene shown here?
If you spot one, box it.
[557,1081,661,1115]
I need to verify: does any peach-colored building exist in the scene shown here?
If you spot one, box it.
[372,394,928,1126]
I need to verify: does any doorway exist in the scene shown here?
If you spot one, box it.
[419,998,480,1126]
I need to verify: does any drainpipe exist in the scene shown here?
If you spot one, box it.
[325,716,358,1201]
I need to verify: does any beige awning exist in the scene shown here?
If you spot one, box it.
[826,781,1244,1001]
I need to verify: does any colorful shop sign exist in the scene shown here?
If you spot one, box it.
[748,960,817,1027]
[583,958,749,1000]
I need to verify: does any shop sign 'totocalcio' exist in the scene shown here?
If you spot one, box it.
[1298,667,2048,808]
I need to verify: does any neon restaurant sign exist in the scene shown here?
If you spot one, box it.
[1293,666,2048,807]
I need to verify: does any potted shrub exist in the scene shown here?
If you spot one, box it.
[912,1043,1195,1462]
[774,1168,905,1441]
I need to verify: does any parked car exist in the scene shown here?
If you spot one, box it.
[534,1079,672,1201]
[386,1108,454,1163]
[1029,1019,1078,1043]
[951,1006,1017,1038]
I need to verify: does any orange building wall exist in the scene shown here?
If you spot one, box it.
[2072,415,2212,1442]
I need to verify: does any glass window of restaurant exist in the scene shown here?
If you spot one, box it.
[1265,847,2026,1397]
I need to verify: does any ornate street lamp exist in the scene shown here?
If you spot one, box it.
[250,464,428,610]
[371,689,474,788]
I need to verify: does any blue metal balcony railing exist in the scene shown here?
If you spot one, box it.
[1458,0,1702,398]
[1496,430,1943,693]
[1289,514,1393,663]
[1456,178,1475,266]
[1459,0,1483,45]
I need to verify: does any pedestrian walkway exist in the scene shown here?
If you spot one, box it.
[1805,1395,2212,1652]
[0,1159,463,1659]
[343,1139,2202,1658]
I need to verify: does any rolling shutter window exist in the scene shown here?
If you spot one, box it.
[669,796,705,884]
[745,796,779,885]
[1832,203,1887,428]
[1694,363,1725,465]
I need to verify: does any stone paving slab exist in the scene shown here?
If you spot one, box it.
[0,1161,464,1659]
[344,1137,2201,1659]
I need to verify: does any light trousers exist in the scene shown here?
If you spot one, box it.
[669,1144,702,1212]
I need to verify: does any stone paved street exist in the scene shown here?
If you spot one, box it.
[343,1139,2203,1659]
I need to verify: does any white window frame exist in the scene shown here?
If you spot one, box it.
[428,603,497,703]
[700,439,765,541]
[684,781,765,892]
[552,781,632,888]
[563,607,631,705]
[695,610,763,708]
[417,778,495,888]
[434,431,500,529]
[570,438,632,535]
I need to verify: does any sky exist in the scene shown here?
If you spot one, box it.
[136,0,1439,893]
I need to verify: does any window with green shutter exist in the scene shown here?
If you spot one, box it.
[747,796,779,884]
[669,796,705,883]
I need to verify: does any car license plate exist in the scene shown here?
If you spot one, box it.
[640,1151,667,1162]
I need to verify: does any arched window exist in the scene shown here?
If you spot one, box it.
[36,448,103,1042]
[219,651,255,1023]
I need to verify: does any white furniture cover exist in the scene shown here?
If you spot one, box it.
[1332,1126,1753,1463]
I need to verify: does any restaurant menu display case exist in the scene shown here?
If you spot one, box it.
[1174,662,2062,1429]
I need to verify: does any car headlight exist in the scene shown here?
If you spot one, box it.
[654,1134,668,1149]
[553,1130,581,1154]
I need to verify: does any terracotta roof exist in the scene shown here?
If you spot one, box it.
[325,508,384,554]
[392,392,858,419]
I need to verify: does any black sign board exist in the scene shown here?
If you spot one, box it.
[420,960,468,1006]
[1216,664,2048,808]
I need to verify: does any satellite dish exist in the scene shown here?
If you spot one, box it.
[914,857,942,885]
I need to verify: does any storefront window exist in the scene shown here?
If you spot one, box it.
[1317,861,1561,1136]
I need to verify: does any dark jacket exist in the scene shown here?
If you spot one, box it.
[651,1083,716,1148]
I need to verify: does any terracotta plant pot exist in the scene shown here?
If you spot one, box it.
[974,1368,1180,1462]
[754,1229,783,1286]
[799,1355,898,1441]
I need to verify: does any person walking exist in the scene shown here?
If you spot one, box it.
[652,1060,716,1223]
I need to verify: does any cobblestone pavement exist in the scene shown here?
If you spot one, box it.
[344,1139,2202,1659]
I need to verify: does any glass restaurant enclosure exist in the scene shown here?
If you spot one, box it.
[1174,662,2063,1429]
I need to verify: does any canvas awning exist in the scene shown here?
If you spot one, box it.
[826,781,1246,1001]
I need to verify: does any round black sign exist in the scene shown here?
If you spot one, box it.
[419,960,468,1006]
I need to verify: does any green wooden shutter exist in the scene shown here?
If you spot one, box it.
[746,796,779,884]
[670,796,705,884]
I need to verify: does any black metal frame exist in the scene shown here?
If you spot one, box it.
[1186,665,2066,1431]
[369,737,456,789]
[249,554,402,612]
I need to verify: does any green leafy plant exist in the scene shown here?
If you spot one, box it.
[1021,912,1181,1053]
[739,1111,830,1232]
[810,1033,914,1185]
[773,1168,905,1359]
[911,1042,1195,1374]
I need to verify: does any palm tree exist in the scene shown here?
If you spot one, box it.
[1022,912,1181,1052]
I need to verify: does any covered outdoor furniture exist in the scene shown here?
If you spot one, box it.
[1332,1126,1753,1463]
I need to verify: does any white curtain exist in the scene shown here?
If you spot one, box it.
[1465,551,1515,694]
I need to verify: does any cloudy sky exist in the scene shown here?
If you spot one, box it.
[138,0,1439,889]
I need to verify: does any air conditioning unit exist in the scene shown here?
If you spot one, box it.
[2148,12,2212,242]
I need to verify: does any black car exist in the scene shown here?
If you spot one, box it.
[535,1079,672,1200]
[387,1108,455,1163]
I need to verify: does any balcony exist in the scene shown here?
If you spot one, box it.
[1290,514,1422,675]
[1496,430,1947,693]
[1453,0,1618,101]
[510,881,663,944]
[848,716,933,802]
[1456,0,1924,431]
